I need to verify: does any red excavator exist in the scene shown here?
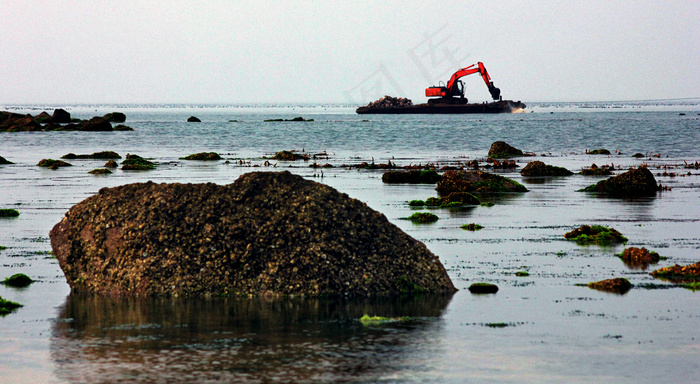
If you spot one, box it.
[425,62,501,104]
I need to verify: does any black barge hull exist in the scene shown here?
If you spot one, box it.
[356,100,525,114]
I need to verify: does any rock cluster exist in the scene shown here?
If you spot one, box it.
[364,96,413,109]
[619,247,660,268]
[49,171,456,297]
[0,110,131,132]
[580,167,659,196]
[651,261,700,283]
[436,170,528,195]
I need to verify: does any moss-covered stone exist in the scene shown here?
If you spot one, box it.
[468,282,499,294]
[520,161,573,176]
[121,154,155,170]
[103,112,126,123]
[588,278,631,294]
[588,149,611,155]
[88,169,112,175]
[1,273,34,287]
[181,152,222,161]
[37,159,72,169]
[0,209,20,218]
[382,169,441,184]
[408,200,425,207]
[461,223,483,231]
[104,160,118,168]
[564,225,628,244]
[273,150,309,161]
[579,167,659,196]
[0,296,23,315]
[488,141,524,158]
[436,170,528,195]
[407,212,439,223]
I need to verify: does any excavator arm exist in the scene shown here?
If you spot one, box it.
[425,62,501,100]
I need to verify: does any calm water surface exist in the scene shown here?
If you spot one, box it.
[1,102,699,383]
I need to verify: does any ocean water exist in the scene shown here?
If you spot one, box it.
[1,101,699,383]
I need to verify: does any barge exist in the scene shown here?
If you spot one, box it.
[356,100,526,114]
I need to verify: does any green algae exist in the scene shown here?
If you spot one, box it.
[0,209,20,218]
[0,296,22,316]
[461,223,483,231]
[407,212,438,223]
[1,273,34,287]
[121,154,155,170]
[564,225,628,244]
[359,314,410,325]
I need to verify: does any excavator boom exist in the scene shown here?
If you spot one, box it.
[425,62,501,101]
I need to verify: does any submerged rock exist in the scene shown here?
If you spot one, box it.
[187,116,201,122]
[520,161,573,176]
[0,156,14,165]
[49,171,456,297]
[488,141,523,158]
[588,278,632,294]
[580,167,659,196]
[382,170,441,184]
[181,152,222,161]
[468,283,498,294]
[103,112,126,123]
[435,170,528,195]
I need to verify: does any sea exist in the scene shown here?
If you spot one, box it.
[1,99,699,383]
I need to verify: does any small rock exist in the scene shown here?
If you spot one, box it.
[103,112,126,123]
[468,282,498,293]
[1,273,34,287]
[187,116,201,122]
[588,278,631,294]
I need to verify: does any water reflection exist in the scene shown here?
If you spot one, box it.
[51,293,453,383]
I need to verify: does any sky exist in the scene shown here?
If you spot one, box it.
[1,1,698,104]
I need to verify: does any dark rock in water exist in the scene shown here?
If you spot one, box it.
[78,117,112,132]
[436,170,528,195]
[588,278,631,294]
[587,149,611,155]
[49,171,456,297]
[273,150,309,161]
[488,141,523,158]
[0,112,42,132]
[382,170,441,184]
[187,116,201,122]
[113,124,134,131]
[52,108,71,124]
[0,156,13,165]
[62,151,121,160]
[520,161,573,176]
[632,153,645,158]
[181,152,223,161]
[580,167,659,196]
[37,159,72,169]
[468,283,498,294]
[104,159,119,168]
[103,112,126,123]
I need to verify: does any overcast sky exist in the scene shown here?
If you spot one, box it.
[2,1,698,104]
